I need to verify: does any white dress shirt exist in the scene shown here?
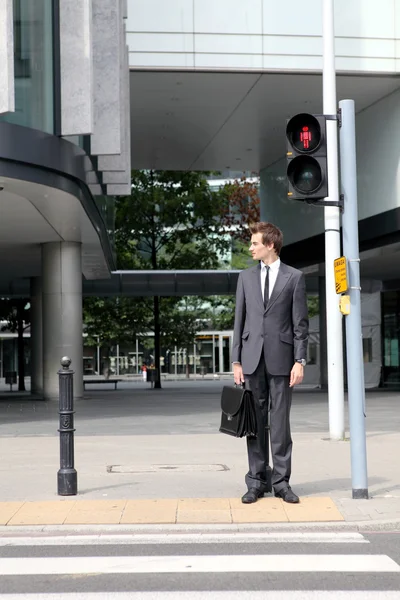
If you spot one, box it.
[261,257,280,302]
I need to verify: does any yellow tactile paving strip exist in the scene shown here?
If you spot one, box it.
[0,497,344,525]
[0,502,25,526]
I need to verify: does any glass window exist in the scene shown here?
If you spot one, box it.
[307,342,318,365]
[382,291,400,387]
[0,0,54,133]
[362,338,373,363]
[95,195,116,259]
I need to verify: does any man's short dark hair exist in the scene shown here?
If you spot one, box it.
[249,222,283,256]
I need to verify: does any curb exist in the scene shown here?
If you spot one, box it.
[0,518,399,536]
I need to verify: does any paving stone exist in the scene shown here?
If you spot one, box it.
[282,497,344,522]
[8,501,75,526]
[64,500,126,525]
[0,502,24,526]
[177,498,231,524]
[231,498,288,523]
[121,499,177,524]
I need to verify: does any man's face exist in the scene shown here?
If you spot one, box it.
[249,233,275,263]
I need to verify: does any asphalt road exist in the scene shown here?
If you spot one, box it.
[0,381,399,437]
[0,530,399,596]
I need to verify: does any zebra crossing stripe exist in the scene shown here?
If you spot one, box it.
[0,531,368,546]
[0,591,399,599]
[0,554,398,575]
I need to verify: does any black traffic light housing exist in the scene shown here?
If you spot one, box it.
[286,113,328,201]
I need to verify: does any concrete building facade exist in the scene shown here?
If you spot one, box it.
[3,1,400,393]
[0,0,131,398]
[126,0,400,388]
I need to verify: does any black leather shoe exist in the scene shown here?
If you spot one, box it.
[275,487,299,504]
[241,488,264,504]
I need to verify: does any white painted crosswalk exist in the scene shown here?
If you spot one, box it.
[0,593,400,599]
[0,531,398,598]
[0,553,398,575]
[0,531,370,546]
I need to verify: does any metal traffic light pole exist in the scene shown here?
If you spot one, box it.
[339,99,368,498]
[323,0,345,440]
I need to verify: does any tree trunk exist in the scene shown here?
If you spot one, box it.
[154,295,162,389]
[186,348,190,379]
[17,306,25,392]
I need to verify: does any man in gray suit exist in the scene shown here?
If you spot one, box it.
[232,222,309,504]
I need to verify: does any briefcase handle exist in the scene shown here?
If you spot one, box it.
[235,381,250,391]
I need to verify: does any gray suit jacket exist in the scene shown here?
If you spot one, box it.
[232,262,309,376]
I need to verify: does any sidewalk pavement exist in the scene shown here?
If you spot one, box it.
[0,383,399,529]
[1,431,399,528]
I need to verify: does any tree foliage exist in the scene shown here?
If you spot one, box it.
[83,170,262,385]
[83,297,150,347]
[161,297,209,377]
[220,175,260,244]
[116,170,231,270]
[307,295,319,318]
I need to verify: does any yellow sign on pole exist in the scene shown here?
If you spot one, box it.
[339,294,350,315]
[334,257,348,294]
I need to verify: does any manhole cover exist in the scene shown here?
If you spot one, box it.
[107,464,229,474]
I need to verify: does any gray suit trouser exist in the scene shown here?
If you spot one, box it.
[244,351,293,494]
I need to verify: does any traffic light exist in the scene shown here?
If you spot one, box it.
[286,113,328,201]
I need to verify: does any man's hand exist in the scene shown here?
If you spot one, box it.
[233,363,245,386]
[290,362,304,387]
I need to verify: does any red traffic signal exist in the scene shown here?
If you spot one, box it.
[286,113,328,201]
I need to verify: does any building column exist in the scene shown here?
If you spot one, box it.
[30,277,43,395]
[319,276,328,390]
[42,242,83,400]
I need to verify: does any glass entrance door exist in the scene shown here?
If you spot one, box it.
[382,291,400,388]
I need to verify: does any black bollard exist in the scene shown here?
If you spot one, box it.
[57,357,78,496]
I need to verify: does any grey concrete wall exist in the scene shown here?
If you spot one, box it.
[91,0,122,155]
[127,0,400,73]
[60,0,93,135]
[98,0,131,193]
[103,42,131,195]
[0,0,14,114]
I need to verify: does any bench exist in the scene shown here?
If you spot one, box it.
[83,378,122,390]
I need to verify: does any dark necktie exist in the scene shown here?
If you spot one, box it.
[264,266,270,308]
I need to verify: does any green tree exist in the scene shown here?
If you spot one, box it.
[206,237,254,332]
[307,295,319,318]
[83,170,261,385]
[0,299,30,391]
[161,297,209,377]
[219,175,260,244]
[83,296,150,376]
[113,170,233,388]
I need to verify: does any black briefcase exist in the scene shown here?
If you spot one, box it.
[219,384,257,438]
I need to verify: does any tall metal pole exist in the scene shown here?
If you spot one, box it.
[339,99,368,499]
[323,0,345,440]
